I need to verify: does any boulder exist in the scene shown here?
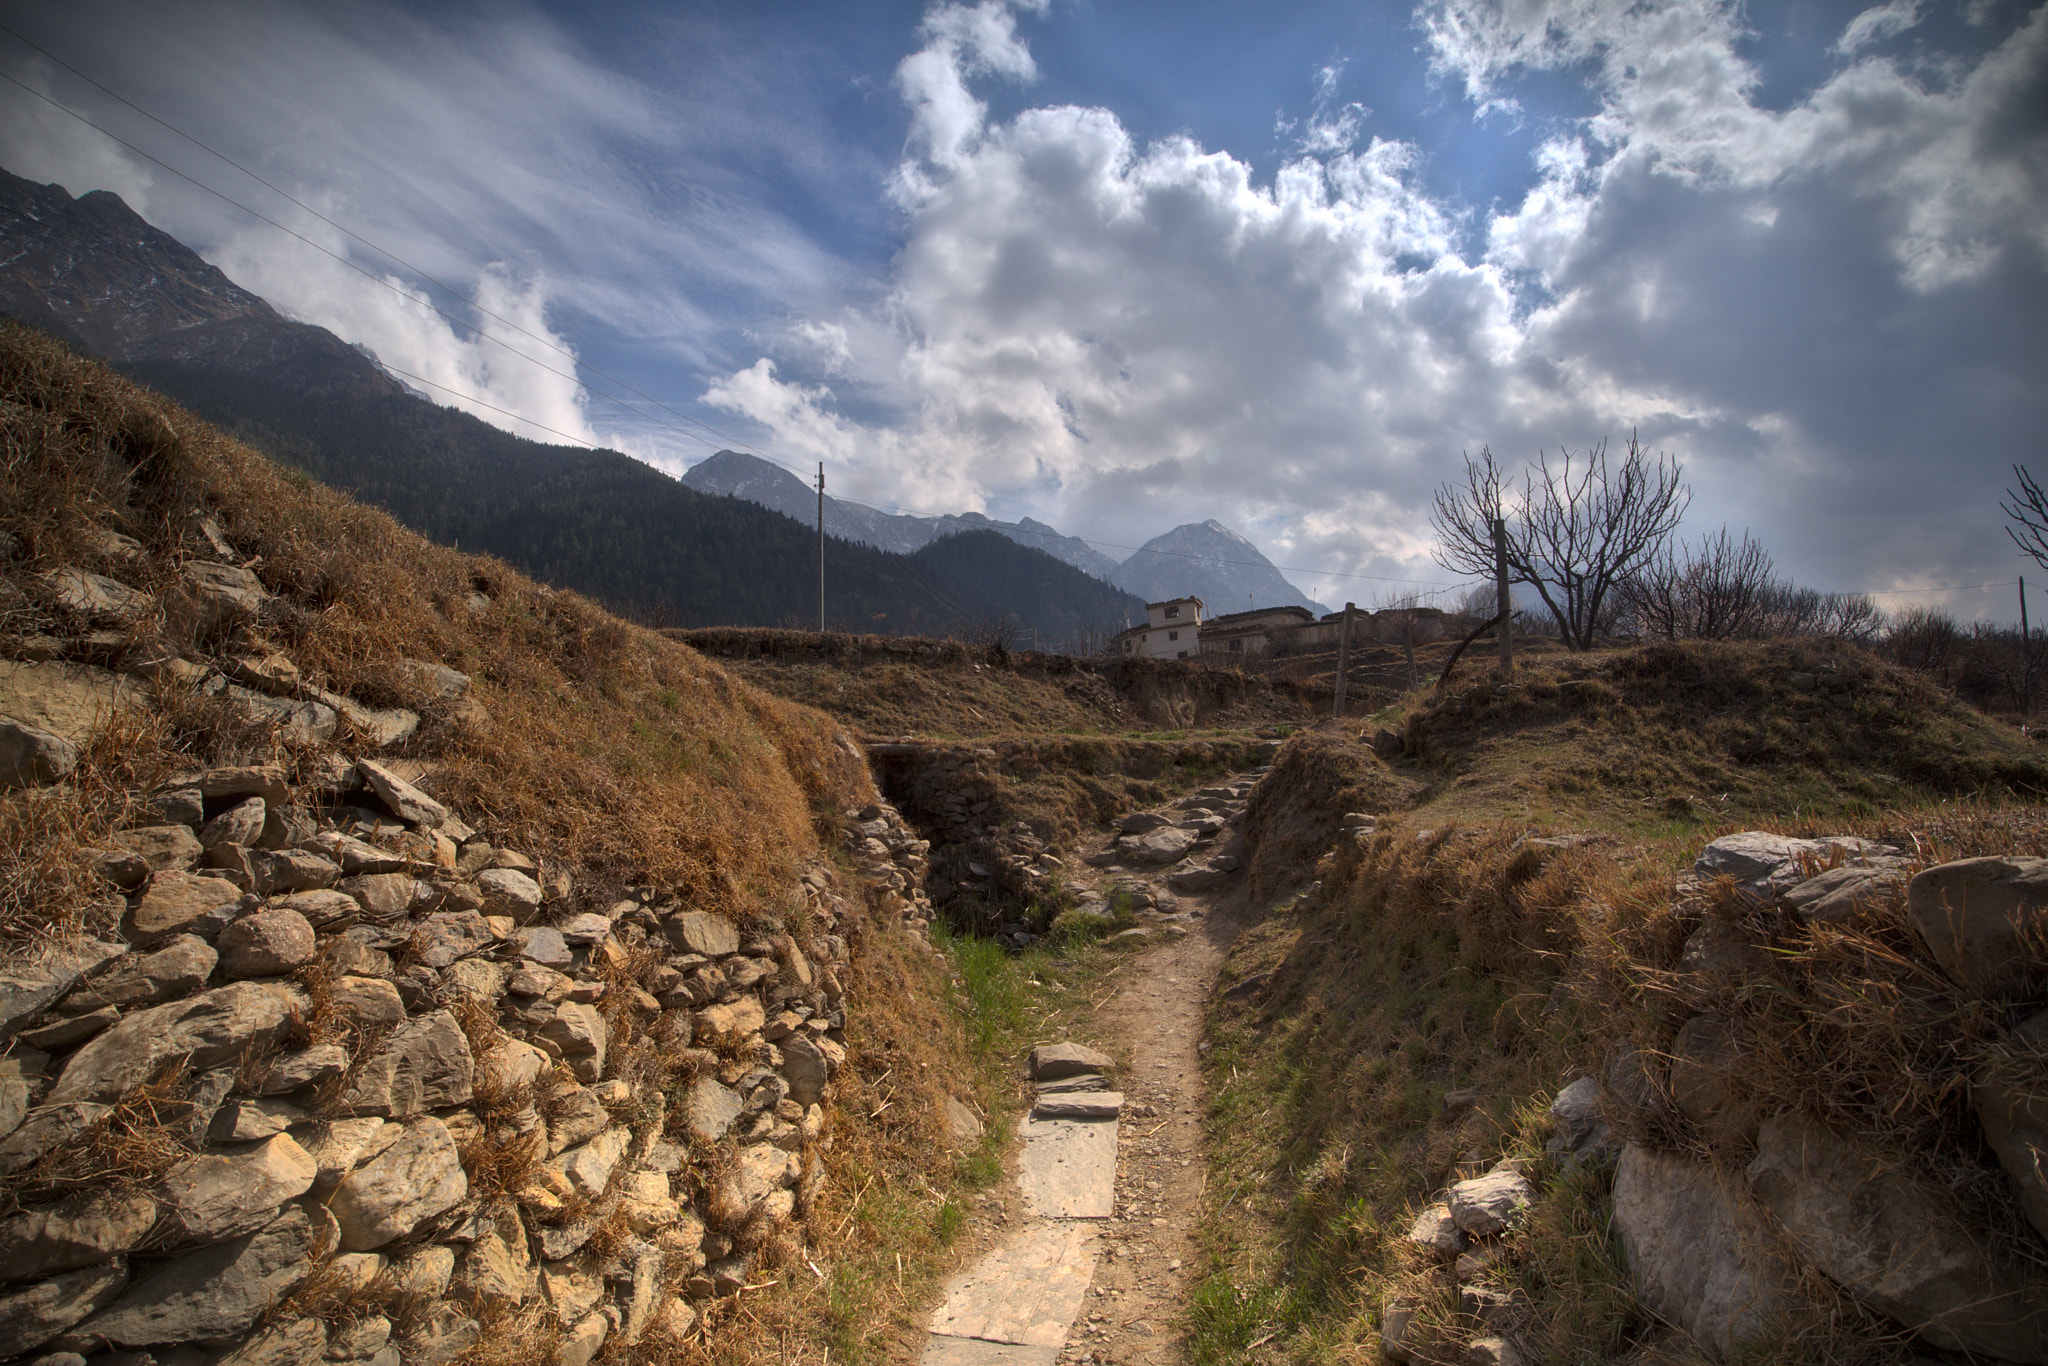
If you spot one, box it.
[540,1001,607,1084]
[275,888,359,927]
[159,1134,318,1243]
[1612,1142,1801,1358]
[477,868,543,914]
[1028,1041,1113,1081]
[412,911,495,968]
[456,1205,533,1308]
[1976,1013,2048,1243]
[340,1009,475,1117]
[1446,1166,1534,1237]
[0,1190,157,1283]
[0,719,78,789]
[128,871,245,940]
[297,1116,388,1192]
[665,910,739,957]
[1785,863,1907,923]
[1118,812,1171,835]
[1165,866,1230,894]
[330,1117,469,1251]
[1545,1077,1617,1166]
[217,907,317,978]
[0,1260,129,1357]
[0,660,143,748]
[779,1032,843,1107]
[248,848,339,895]
[547,1126,630,1200]
[1907,857,2048,997]
[49,980,306,1105]
[717,1143,799,1218]
[199,798,267,851]
[1747,1111,2048,1359]
[1407,1203,1464,1257]
[514,925,573,968]
[1122,827,1198,866]
[61,935,215,1012]
[108,825,205,876]
[356,760,447,830]
[41,567,150,626]
[180,560,268,630]
[63,1205,314,1348]
[328,975,405,1032]
[0,940,128,1042]
[338,873,417,920]
[254,1043,348,1095]
[1692,832,1885,898]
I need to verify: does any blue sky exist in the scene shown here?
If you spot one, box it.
[2,0,2044,616]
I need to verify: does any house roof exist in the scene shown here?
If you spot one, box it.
[1203,605,1314,629]
[1145,596,1204,612]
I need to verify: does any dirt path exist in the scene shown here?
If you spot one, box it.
[1058,879,1249,1365]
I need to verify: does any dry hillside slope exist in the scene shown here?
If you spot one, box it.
[0,320,994,1365]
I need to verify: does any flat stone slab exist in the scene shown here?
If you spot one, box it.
[1032,1092,1123,1120]
[927,1220,1099,1349]
[922,1339,1061,1366]
[1019,1116,1118,1219]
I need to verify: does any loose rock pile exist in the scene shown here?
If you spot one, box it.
[0,745,936,1364]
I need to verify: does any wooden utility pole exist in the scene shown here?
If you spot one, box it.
[816,463,825,633]
[1333,601,1356,719]
[1493,515,1513,677]
[2023,577,2032,721]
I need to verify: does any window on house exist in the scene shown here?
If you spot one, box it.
[1229,639,1242,652]
[1165,605,1179,618]
[1168,630,1178,641]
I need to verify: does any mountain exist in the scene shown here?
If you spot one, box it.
[1111,519,1326,616]
[0,166,1143,643]
[681,449,1122,578]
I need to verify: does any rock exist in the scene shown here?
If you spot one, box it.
[477,868,543,913]
[200,798,267,851]
[1679,918,1775,977]
[0,1102,109,1172]
[208,1096,307,1142]
[0,660,143,747]
[275,888,358,927]
[308,832,410,876]
[109,825,206,876]
[129,871,245,940]
[18,1005,121,1052]
[1785,862,1907,923]
[548,1126,631,1199]
[1908,857,2048,997]
[456,1205,533,1308]
[685,1077,744,1142]
[717,1143,799,1218]
[412,911,495,969]
[1379,1298,1417,1363]
[483,1037,550,1093]
[555,912,612,946]
[181,560,268,630]
[539,1001,607,1083]
[330,1117,469,1251]
[89,846,152,890]
[1165,866,1230,894]
[557,1312,608,1366]
[943,1096,983,1146]
[1545,1076,1616,1166]
[1692,832,1839,897]
[0,1260,130,1357]
[384,1243,458,1298]
[159,1134,317,1243]
[340,1009,474,1117]
[64,1204,313,1347]
[337,873,417,920]
[1033,1092,1123,1119]
[399,1306,477,1366]
[356,760,447,829]
[255,1043,348,1095]
[188,765,291,805]
[1446,1167,1534,1237]
[665,910,739,957]
[1977,1042,2048,1245]
[0,941,127,1044]
[0,1190,157,1284]
[223,686,338,746]
[1669,1014,1761,1144]
[0,719,79,789]
[514,925,573,967]
[693,997,763,1050]
[327,1314,392,1359]
[1028,1041,1113,1081]
[1747,1111,2048,1359]
[618,1249,664,1346]
[1122,827,1198,866]
[49,980,306,1105]
[1463,1338,1524,1366]
[1118,812,1171,834]
[42,567,150,625]
[212,1315,326,1366]
[780,1031,843,1107]
[325,696,419,750]
[248,848,339,895]
[1612,1141,1801,1357]
[217,907,317,978]
[62,935,216,1012]
[1407,1202,1464,1257]
[297,1116,388,1192]
[328,975,405,1032]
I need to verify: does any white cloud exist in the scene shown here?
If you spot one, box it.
[1836,1,1927,54]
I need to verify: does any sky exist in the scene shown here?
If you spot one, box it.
[1,0,2044,617]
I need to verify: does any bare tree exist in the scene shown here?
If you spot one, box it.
[1431,434,1690,651]
[2004,465,2048,569]
[1621,527,1779,640]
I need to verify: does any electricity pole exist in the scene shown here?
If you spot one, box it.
[816,462,825,633]
[1333,601,1356,718]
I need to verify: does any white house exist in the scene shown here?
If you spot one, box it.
[1111,596,1204,659]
